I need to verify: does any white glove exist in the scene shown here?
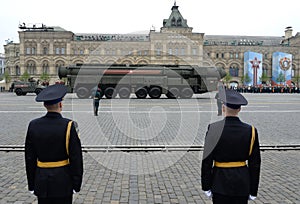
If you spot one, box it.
[29,191,34,194]
[204,190,212,199]
[248,195,256,200]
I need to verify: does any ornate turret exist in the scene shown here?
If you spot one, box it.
[161,1,193,33]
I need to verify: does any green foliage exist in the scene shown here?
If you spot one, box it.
[241,72,251,85]
[259,72,269,83]
[4,71,11,83]
[276,71,285,84]
[240,75,244,84]
[292,74,300,86]
[223,72,232,86]
[20,71,30,82]
[40,72,50,82]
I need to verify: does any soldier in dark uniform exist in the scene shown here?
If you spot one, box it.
[93,83,102,116]
[214,92,222,116]
[201,89,261,204]
[25,84,83,204]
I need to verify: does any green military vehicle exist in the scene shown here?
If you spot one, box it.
[13,79,46,96]
[58,64,226,99]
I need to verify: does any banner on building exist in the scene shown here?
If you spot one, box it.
[244,51,263,86]
[272,52,292,86]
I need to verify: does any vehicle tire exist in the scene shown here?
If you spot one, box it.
[135,87,147,99]
[166,87,180,99]
[15,88,23,96]
[35,88,43,95]
[118,87,131,99]
[149,86,162,99]
[104,87,116,99]
[76,87,90,99]
[180,87,193,99]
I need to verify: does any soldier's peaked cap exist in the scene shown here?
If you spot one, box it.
[219,89,248,109]
[36,84,67,105]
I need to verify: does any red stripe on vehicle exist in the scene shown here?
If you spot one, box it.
[103,70,161,75]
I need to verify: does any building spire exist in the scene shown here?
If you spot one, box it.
[174,0,176,6]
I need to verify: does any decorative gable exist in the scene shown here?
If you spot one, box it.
[162,3,189,28]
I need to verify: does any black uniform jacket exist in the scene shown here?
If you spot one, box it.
[93,90,101,105]
[201,116,261,196]
[25,112,83,198]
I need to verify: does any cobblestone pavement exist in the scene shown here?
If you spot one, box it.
[0,92,299,203]
[0,151,299,204]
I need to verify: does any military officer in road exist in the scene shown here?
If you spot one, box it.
[93,83,102,116]
[201,89,261,204]
[214,91,222,116]
[25,84,83,204]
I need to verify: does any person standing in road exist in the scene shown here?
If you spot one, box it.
[214,91,222,116]
[93,84,102,116]
[25,84,83,204]
[201,89,261,204]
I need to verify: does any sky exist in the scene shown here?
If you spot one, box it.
[1,0,299,53]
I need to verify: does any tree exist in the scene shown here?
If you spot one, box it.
[40,72,50,83]
[223,72,232,87]
[241,73,251,86]
[259,72,269,84]
[3,71,12,91]
[240,75,245,85]
[276,71,285,85]
[20,71,30,82]
[3,71,11,84]
[292,74,300,87]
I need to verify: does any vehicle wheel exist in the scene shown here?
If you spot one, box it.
[76,87,90,99]
[166,87,180,99]
[104,87,116,99]
[135,87,147,99]
[149,87,161,99]
[180,88,193,99]
[15,89,23,96]
[35,88,42,95]
[118,87,131,99]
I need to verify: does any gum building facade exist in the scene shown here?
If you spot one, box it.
[4,3,300,86]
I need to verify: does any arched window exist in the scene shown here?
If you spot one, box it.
[54,42,66,55]
[171,17,176,26]
[229,65,239,77]
[43,47,48,55]
[26,61,36,75]
[25,42,37,55]
[177,18,182,26]
[15,65,20,76]
[156,48,161,56]
[192,48,197,56]
[42,61,49,74]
